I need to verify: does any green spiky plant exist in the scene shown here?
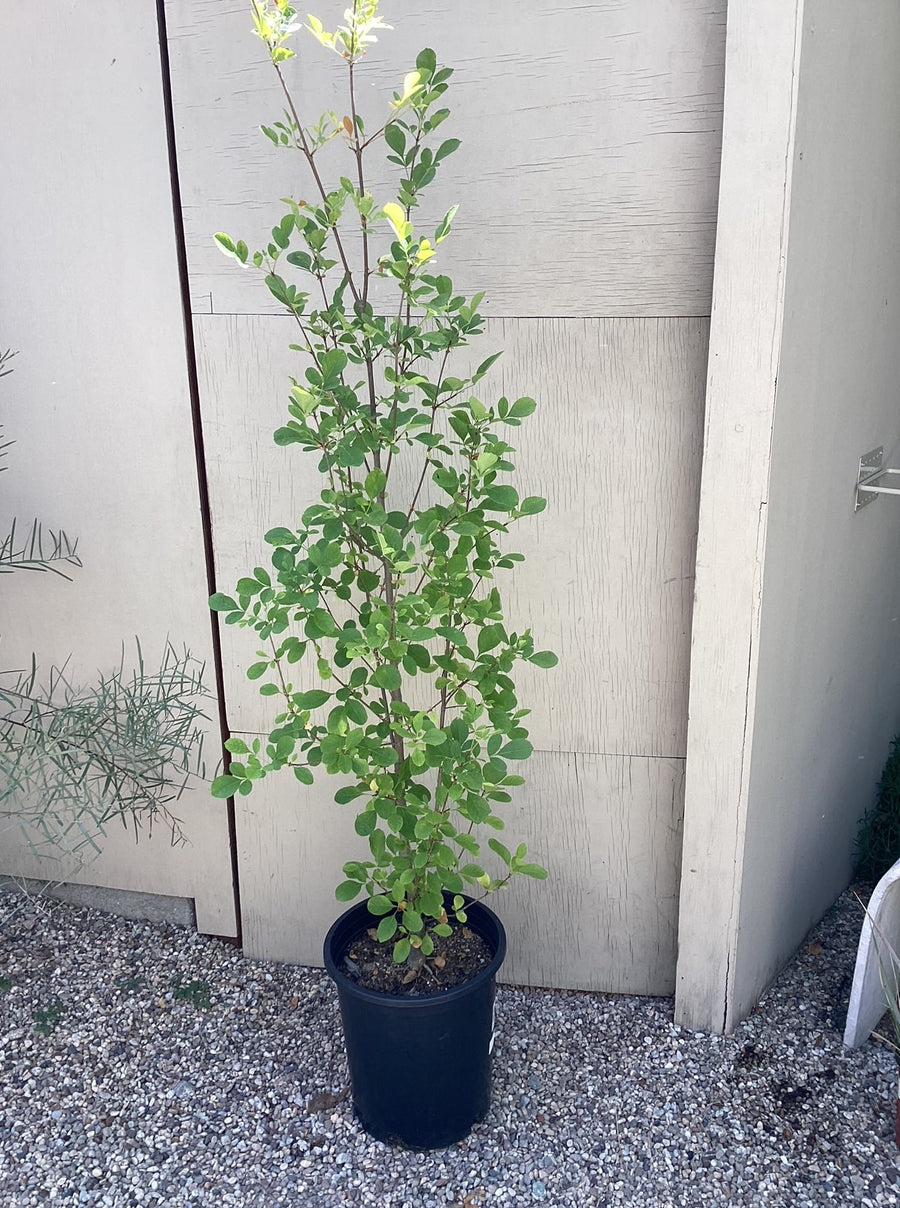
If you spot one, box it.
[210,0,553,966]
[1,350,209,859]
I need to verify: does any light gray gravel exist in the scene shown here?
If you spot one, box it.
[1,886,898,1207]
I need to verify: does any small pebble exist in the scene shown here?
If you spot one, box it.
[0,887,896,1207]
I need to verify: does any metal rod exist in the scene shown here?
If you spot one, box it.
[858,468,900,496]
[858,483,900,496]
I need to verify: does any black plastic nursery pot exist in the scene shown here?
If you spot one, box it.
[323,896,507,1150]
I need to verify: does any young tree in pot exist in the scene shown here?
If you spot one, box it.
[210,0,554,1147]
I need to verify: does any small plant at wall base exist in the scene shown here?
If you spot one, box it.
[856,734,900,884]
[210,2,553,968]
[0,350,209,864]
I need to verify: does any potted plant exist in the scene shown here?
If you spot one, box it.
[210,0,555,1149]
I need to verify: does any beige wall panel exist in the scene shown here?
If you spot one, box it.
[675,0,805,1032]
[166,0,725,318]
[730,1,900,1024]
[234,746,684,994]
[231,765,363,964]
[197,314,705,760]
[499,751,684,994]
[0,2,235,935]
[677,0,900,1032]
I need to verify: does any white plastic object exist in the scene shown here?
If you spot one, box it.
[844,859,900,1049]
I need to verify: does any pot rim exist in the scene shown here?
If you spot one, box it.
[323,893,507,1008]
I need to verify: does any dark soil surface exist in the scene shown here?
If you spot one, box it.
[340,921,493,996]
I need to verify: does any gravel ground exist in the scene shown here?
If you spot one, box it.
[1,886,898,1208]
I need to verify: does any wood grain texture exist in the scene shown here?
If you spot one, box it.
[0,1,236,935]
[234,747,685,994]
[165,0,725,317]
[196,312,703,987]
[196,314,706,758]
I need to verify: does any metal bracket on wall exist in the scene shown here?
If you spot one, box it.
[855,447,900,511]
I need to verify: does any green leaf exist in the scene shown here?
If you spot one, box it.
[407,645,431,669]
[384,123,406,156]
[273,426,304,446]
[264,527,295,545]
[519,496,547,516]
[334,784,363,804]
[210,775,242,799]
[434,138,461,163]
[478,625,505,655]
[246,662,269,680]
[484,485,519,512]
[320,348,348,382]
[423,729,447,746]
[499,738,533,760]
[209,593,238,612]
[335,881,362,902]
[265,274,289,305]
[403,909,423,933]
[474,352,502,380]
[355,812,376,836]
[529,650,558,669]
[509,396,537,419]
[367,896,395,916]
[213,232,239,261]
[488,838,512,866]
[365,468,386,499]
[286,250,313,271]
[293,766,314,785]
[357,569,380,593]
[293,689,331,710]
[392,937,411,963]
[377,914,398,942]
[518,863,548,880]
[371,664,401,691]
[305,609,339,639]
[434,204,458,244]
[416,47,437,74]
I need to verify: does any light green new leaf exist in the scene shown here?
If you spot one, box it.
[434,204,458,245]
[382,202,408,240]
